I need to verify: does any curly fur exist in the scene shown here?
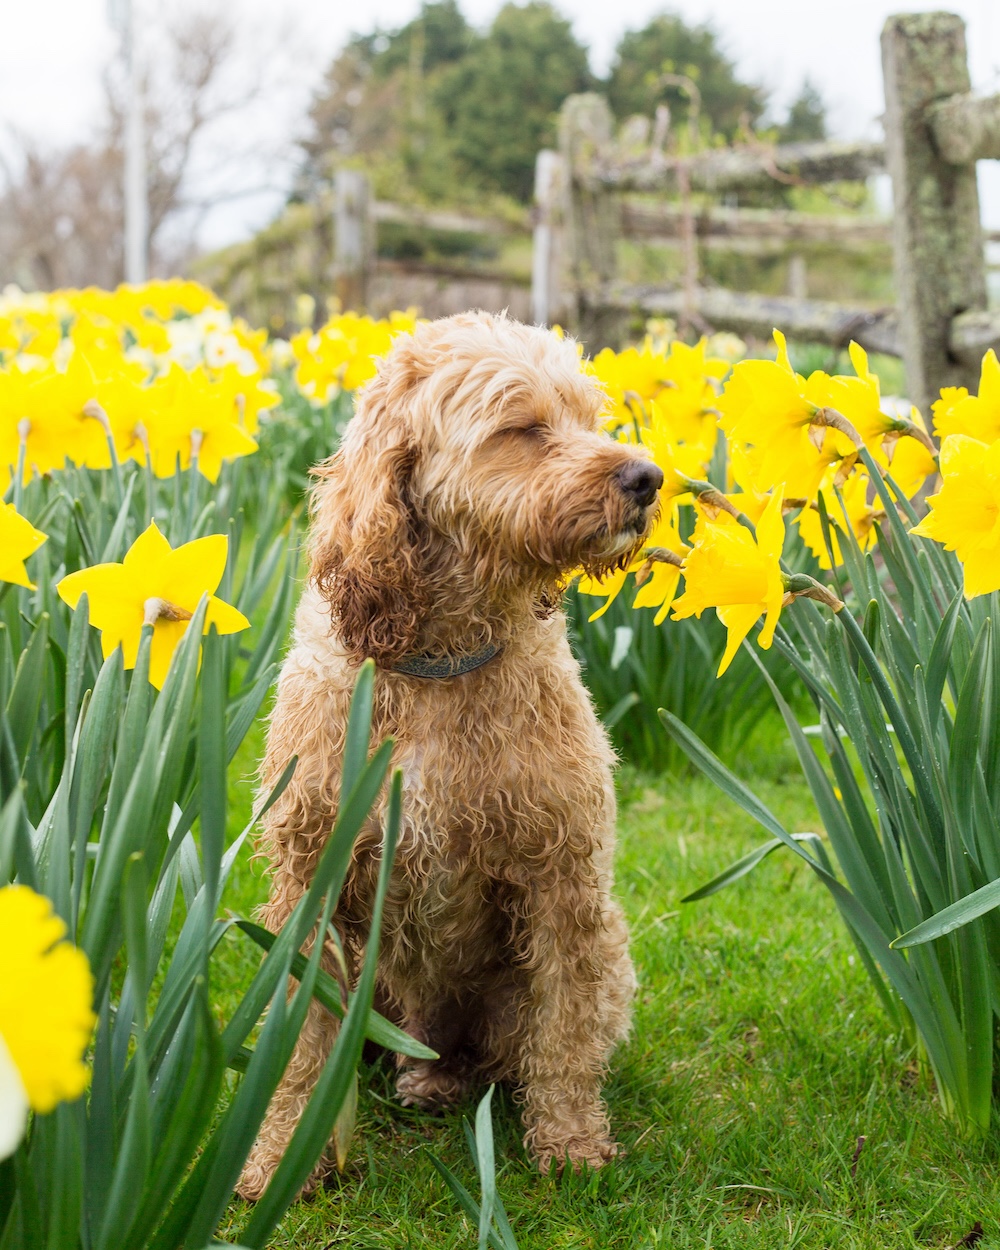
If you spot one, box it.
[237,312,659,1200]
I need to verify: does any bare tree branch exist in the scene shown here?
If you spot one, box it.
[0,3,297,288]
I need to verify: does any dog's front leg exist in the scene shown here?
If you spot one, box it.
[236,880,342,1202]
[517,877,620,1173]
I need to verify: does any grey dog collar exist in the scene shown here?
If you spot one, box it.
[391,642,503,679]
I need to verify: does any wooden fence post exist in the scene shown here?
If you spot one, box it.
[881,12,987,417]
[531,149,568,327]
[558,94,625,345]
[333,168,373,312]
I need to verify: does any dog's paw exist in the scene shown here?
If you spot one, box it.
[396,1064,473,1109]
[236,1155,328,1202]
[235,1159,273,1203]
[535,1136,620,1175]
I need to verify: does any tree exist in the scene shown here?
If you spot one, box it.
[298,2,473,203]
[302,0,590,204]
[606,14,766,139]
[779,80,827,143]
[365,0,474,78]
[0,139,121,290]
[0,7,290,288]
[434,2,591,201]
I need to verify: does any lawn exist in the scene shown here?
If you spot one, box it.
[212,723,1000,1250]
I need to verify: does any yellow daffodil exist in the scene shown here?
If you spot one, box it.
[727,422,848,503]
[795,472,879,569]
[647,382,719,451]
[641,422,711,502]
[589,346,641,427]
[20,354,116,473]
[661,337,731,386]
[589,336,730,433]
[292,310,419,401]
[68,312,124,360]
[825,343,896,446]
[632,514,689,623]
[144,365,258,481]
[230,317,272,375]
[576,512,689,622]
[0,502,47,589]
[4,306,61,360]
[933,349,1000,444]
[89,366,157,465]
[874,406,937,500]
[576,563,632,621]
[0,885,95,1159]
[826,344,936,499]
[910,434,1000,598]
[57,521,250,688]
[672,489,786,675]
[719,330,859,501]
[214,363,279,436]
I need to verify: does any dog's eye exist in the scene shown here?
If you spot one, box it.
[511,423,544,438]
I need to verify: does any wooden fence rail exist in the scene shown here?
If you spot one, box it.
[619,200,1000,250]
[534,10,1000,416]
[591,139,887,195]
[201,8,1000,414]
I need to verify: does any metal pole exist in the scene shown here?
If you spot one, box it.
[113,0,147,283]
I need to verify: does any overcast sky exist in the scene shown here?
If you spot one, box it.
[1,0,999,249]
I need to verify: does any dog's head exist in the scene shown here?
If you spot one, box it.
[310,312,662,666]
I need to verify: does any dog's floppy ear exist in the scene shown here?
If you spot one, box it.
[309,386,426,668]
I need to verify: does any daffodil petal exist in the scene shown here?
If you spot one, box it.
[98,610,146,669]
[755,489,786,560]
[577,567,629,621]
[0,1035,28,1162]
[57,565,135,631]
[161,534,229,607]
[0,560,35,590]
[148,620,191,690]
[205,596,250,636]
[716,603,763,676]
[848,340,870,381]
[122,522,172,581]
[633,564,681,622]
[0,887,94,1115]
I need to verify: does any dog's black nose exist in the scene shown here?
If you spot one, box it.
[617,459,664,508]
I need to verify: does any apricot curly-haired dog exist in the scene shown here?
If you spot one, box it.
[238,311,663,1198]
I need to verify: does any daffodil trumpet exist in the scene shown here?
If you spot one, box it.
[142,597,193,627]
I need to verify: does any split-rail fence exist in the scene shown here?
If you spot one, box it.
[215,11,1000,413]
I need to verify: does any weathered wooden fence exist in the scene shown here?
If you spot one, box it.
[194,179,534,332]
[534,11,1000,415]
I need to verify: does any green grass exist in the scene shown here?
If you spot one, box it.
[212,725,1000,1249]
